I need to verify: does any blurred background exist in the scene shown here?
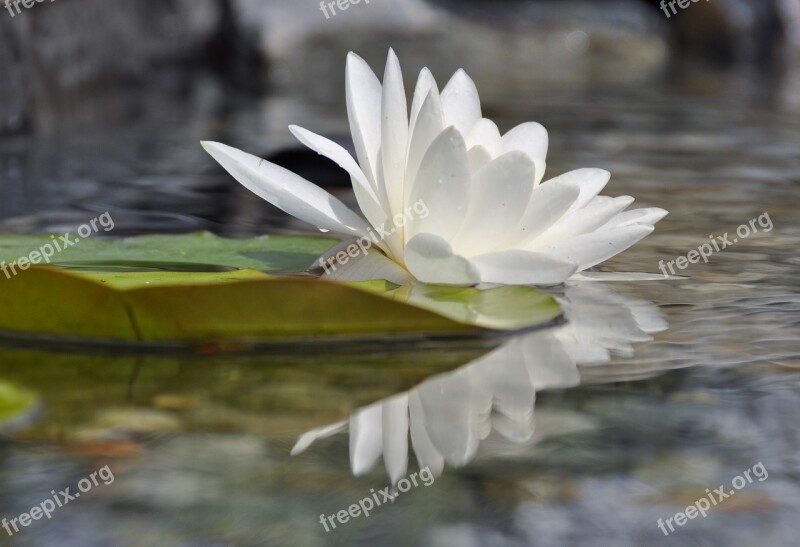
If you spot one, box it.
[1,0,798,236]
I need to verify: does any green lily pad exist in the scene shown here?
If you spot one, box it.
[0,232,333,274]
[0,233,561,346]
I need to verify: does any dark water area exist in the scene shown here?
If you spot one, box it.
[0,33,799,547]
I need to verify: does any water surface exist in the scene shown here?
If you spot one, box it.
[0,63,798,546]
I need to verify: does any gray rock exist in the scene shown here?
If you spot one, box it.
[0,0,223,135]
[0,18,29,133]
[230,0,670,97]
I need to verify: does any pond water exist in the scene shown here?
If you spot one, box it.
[0,62,798,546]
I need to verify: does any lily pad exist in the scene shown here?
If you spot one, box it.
[0,233,561,346]
[0,232,333,274]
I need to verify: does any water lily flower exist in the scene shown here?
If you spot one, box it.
[202,50,667,286]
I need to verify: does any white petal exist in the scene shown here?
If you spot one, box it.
[382,394,410,485]
[350,403,383,476]
[503,122,548,159]
[415,371,480,466]
[451,151,537,256]
[381,49,409,223]
[406,89,445,209]
[346,52,383,188]
[468,145,492,173]
[535,225,655,271]
[440,69,482,137]
[502,122,548,184]
[409,68,438,137]
[288,126,373,197]
[287,125,387,231]
[475,350,536,421]
[476,413,493,440]
[471,249,577,285]
[373,154,404,260]
[522,332,581,390]
[627,299,669,334]
[560,284,653,344]
[555,338,610,367]
[201,141,371,238]
[408,392,445,476]
[313,242,414,285]
[534,195,635,245]
[406,127,471,242]
[492,413,535,443]
[466,119,503,158]
[505,182,580,248]
[544,168,610,210]
[600,207,668,229]
[290,421,347,456]
[405,233,480,285]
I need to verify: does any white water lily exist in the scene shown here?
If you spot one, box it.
[202,50,667,286]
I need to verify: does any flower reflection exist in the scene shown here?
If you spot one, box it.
[292,282,667,482]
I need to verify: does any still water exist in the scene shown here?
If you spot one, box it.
[0,63,798,546]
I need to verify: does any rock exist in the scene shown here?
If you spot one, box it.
[0,0,223,135]
[669,0,785,63]
[429,0,799,63]
[229,0,670,99]
[0,19,29,134]
[91,407,183,434]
